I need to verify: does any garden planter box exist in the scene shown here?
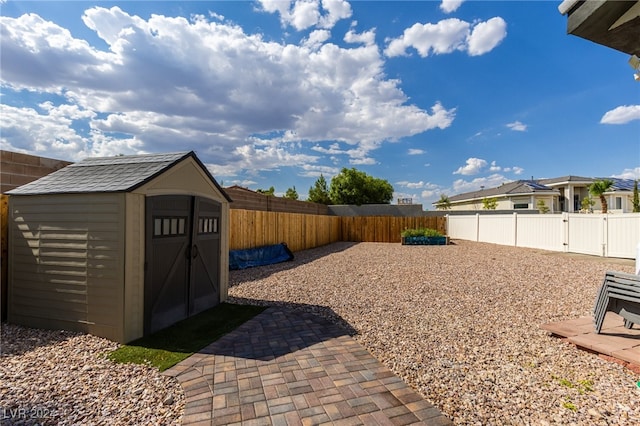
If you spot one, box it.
[401,236,449,245]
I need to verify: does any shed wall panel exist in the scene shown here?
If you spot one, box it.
[8,193,125,341]
[124,193,145,342]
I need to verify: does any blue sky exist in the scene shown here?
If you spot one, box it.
[1,1,639,207]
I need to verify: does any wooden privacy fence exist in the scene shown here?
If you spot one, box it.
[229,209,447,251]
[229,209,342,252]
[339,215,445,244]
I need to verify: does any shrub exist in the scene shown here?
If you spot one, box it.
[401,227,443,238]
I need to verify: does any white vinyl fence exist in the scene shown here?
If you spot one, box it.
[447,213,640,259]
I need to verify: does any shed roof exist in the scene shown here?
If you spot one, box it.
[7,151,231,201]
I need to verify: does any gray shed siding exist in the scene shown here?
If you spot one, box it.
[9,193,126,340]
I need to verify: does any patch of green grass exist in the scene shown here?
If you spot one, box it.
[553,376,594,395]
[557,378,575,389]
[107,303,266,371]
[562,400,577,412]
[577,379,594,394]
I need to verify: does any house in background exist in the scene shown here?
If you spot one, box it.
[444,180,560,212]
[558,0,640,57]
[540,176,637,213]
[537,175,602,212]
[439,176,637,213]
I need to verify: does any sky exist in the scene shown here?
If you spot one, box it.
[1,0,639,207]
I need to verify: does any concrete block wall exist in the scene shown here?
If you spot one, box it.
[1,150,72,321]
[1,150,72,194]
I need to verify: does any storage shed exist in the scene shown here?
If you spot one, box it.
[7,151,231,343]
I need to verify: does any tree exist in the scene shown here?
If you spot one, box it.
[536,199,549,214]
[329,168,393,205]
[435,194,451,210]
[307,174,332,205]
[256,186,275,196]
[588,179,614,213]
[581,196,595,213]
[633,180,640,213]
[284,186,299,200]
[482,197,498,210]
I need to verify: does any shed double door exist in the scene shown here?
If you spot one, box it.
[144,195,221,334]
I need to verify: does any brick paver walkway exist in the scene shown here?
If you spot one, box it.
[163,307,452,425]
[541,311,640,368]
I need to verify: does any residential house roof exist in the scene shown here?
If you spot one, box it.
[559,0,640,56]
[538,175,594,185]
[442,176,636,206]
[7,151,232,201]
[607,178,637,191]
[541,176,636,192]
[448,180,558,202]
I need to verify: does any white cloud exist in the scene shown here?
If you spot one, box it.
[506,120,527,131]
[303,29,331,50]
[394,180,442,203]
[298,163,340,178]
[421,188,441,200]
[440,0,465,14]
[384,17,506,58]
[600,105,640,124]
[349,157,377,165]
[344,27,376,46]
[311,142,345,155]
[452,174,510,194]
[453,157,487,175]
[208,11,225,22]
[385,18,468,57]
[397,180,426,189]
[257,0,352,31]
[318,0,352,29]
[466,17,507,56]
[0,8,455,174]
[408,148,425,155]
[487,161,524,175]
[612,167,640,180]
[0,103,141,161]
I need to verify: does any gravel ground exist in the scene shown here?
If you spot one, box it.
[229,240,640,425]
[0,325,184,425]
[1,240,637,425]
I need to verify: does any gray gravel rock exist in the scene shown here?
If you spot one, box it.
[2,240,637,425]
[0,325,184,425]
[229,240,639,425]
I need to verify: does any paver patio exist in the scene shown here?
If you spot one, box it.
[163,307,452,425]
[541,312,640,368]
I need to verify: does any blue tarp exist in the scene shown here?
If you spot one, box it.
[229,243,294,270]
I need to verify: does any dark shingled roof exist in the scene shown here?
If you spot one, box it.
[539,176,636,191]
[7,151,231,201]
[448,180,558,202]
[537,175,593,185]
[444,176,636,205]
